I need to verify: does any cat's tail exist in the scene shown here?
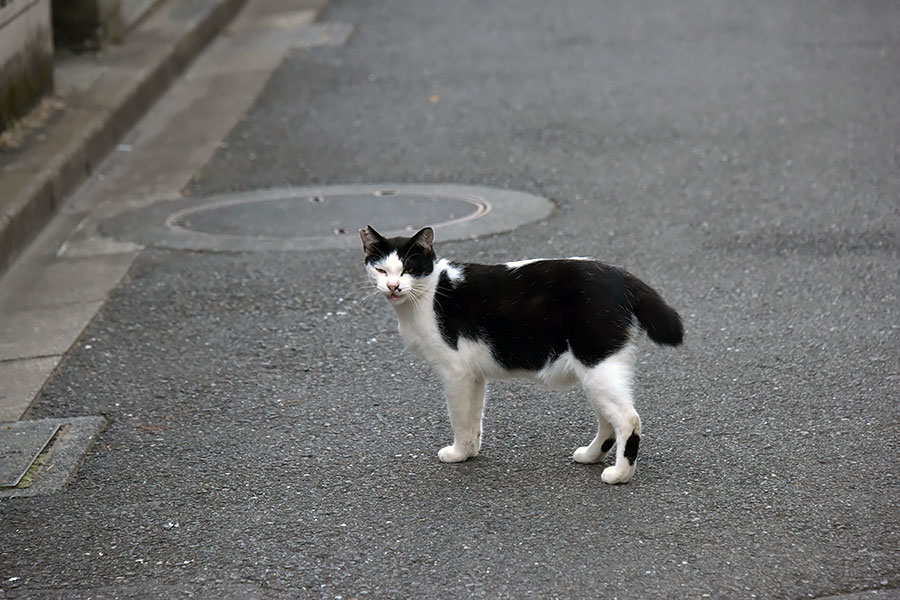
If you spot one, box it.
[625,274,684,346]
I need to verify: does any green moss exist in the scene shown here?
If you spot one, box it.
[15,452,50,489]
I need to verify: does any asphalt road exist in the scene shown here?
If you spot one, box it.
[2,0,899,598]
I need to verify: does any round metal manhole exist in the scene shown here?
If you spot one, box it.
[100,184,553,251]
[167,189,489,238]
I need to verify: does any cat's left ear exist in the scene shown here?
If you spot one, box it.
[359,225,385,256]
[410,227,434,252]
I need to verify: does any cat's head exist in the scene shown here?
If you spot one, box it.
[359,225,436,305]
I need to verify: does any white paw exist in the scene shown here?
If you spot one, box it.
[573,446,603,464]
[601,465,635,485]
[438,444,475,463]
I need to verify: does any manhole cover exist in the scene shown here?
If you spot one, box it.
[100,184,553,251]
[168,189,489,238]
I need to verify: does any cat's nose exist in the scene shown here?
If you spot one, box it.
[387,282,400,292]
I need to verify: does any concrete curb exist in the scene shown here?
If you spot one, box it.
[0,0,247,273]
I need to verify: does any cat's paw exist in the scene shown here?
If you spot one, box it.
[438,444,475,463]
[573,445,607,464]
[601,464,635,485]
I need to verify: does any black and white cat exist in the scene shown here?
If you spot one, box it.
[360,225,683,484]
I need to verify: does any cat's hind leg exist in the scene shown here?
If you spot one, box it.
[579,347,641,484]
[573,416,615,464]
[437,374,485,463]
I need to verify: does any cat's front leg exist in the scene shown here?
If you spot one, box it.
[437,374,485,463]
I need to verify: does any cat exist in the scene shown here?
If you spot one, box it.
[359,225,683,484]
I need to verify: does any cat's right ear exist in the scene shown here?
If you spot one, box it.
[359,225,385,256]
[410,227,434,252]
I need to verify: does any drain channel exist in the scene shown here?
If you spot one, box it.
[0,420,60,488]
[0,417,106,498]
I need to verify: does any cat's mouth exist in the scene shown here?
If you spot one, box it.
[387,291,405,303]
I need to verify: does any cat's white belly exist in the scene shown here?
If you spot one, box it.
[430,337,580,390]
[496,352,581,390]
[531,352,581,390]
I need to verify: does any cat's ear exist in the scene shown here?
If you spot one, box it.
[359,225,385,256]
[410,227,434,252]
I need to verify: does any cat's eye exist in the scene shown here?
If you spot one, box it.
[375,268,387,274]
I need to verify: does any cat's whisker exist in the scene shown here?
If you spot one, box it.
[351,278,375,290]
[348,283,382,306]
[346,285,375,298]
[402,289,420,308]
[409,290,428,311]
[352,289,379,301]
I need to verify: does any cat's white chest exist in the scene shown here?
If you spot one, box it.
[395,306,458,372]
[397,319,425,350]
[397,314,441,355]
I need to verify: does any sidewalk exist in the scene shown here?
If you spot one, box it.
[0,0,246,274]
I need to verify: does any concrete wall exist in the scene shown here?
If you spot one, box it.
[0,0,54,132]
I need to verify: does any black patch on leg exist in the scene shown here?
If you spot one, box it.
[623,431,640,465]
[601,438,615,453]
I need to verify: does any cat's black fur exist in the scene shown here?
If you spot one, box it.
[434,260,683,371]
